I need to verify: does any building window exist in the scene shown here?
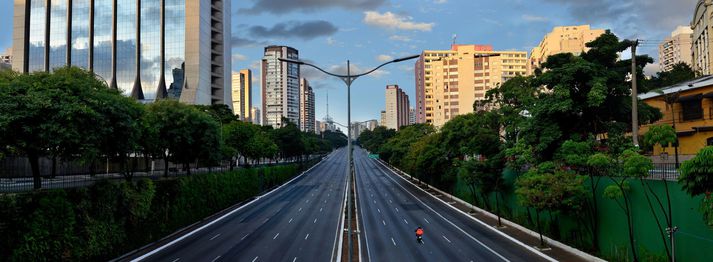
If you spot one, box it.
[680,95,703,121]
[708,137,713,146]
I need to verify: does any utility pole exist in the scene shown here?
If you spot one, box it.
[631,39,640,147]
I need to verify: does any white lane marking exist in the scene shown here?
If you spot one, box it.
[424,218,430,224]
[377,161,514,262]
[443,235,452,243]
[273,233,280,239]
[211,256,221,262]
[371,194,374,197]
[320,207,323,212]
[171,259,180,262]
[306,200,309,203]
[264,218,269,223]
[293,257,297,262]
[252,256,259,262]
[289,218,293,224]
[373,200,376,204]
[209,233,221,240]
[382,220,386,226]
[324,200,327,203]
[328,194,330,197]
[391,237,397,246]
[314,218,318,223]
[305,233,310,240]
[389,200,393,204]
[241,234,249,240]
[377,208,381,213]
[298,207,302,212]
[395,207,399,213]
[403,219,408,224]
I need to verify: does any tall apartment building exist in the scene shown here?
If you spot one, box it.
[251,107,261,125]
[232,69,252,121]
[384,85,409,130]
[409,107,416,125]
[380,111,386,127]
[659,26,693,72]
[415,44,529,127]
[262,46,300,128]
[12,0,232,105]
[365,120,379,131]
[299,78,315,133]
[530,25,605,70]
[693,1,713,75]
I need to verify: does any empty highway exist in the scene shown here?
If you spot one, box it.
[354,146,553,262]
[132,148,348,262]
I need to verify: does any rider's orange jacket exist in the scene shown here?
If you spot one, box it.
[416,228,423,236]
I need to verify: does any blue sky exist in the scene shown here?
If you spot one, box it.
[0,0,699,126]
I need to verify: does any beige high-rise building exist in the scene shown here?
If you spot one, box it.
[384,85,409,130]
[299,78,315,133]
[415,44,529,127]
[232,69,252,121]
[659,26,693,72]
[251,107,261,125]
[693,1,713,75]
[530,25,605,70]
[379,111,386,127]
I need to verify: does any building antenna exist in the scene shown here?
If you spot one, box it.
[452,34,457,46]
[326,89,330,118]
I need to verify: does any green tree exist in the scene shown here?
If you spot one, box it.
[679,146,713,227]
[358,126,395,153]
[515,167,586,247]
[404,133,449,186]
[0,67,139,188]
[223,121,258,168]
[144,100,221,176]
[642,124,677,154]
[379,124,434,168]
[647,62,698,91]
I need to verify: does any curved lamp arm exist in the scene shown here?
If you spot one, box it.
[279,54,420,79]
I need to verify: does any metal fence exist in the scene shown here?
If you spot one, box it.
[648,163,680,181]
[0,155,320,193]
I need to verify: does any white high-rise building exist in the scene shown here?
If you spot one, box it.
[659,26,693,72]
[262,46,300,128]
[384,85,409,130]
[251,107,261,125]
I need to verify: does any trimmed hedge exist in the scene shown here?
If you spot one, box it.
[0,164,302,261]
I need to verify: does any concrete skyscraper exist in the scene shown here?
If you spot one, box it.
[384,85,409,130]
[530,25,605,70]
[415,44,528,127]
[12,0,232,105]
[300,78,315,133]
[659,26,693,72]
[262,46,300,128]
[232,69,252,121]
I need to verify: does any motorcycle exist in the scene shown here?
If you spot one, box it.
[416,235,423,244]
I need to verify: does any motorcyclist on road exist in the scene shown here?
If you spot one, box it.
[415,226,424,243]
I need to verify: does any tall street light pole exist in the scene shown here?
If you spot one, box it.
[280,55,419,261]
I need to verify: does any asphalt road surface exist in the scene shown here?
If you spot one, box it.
[133,148,348,262]
[354,146,553,262]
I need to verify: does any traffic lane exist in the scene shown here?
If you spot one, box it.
[367,150,550,262]
[355,151,474,262]
[142,148,347,262]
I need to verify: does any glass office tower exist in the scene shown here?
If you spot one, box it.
[12,0,232,106]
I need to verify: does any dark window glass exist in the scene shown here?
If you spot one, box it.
[681,100,703,121]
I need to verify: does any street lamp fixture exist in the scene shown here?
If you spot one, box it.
[279,54,419,262]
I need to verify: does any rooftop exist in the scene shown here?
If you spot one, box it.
[639,75,713,100]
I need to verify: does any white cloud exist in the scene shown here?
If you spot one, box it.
[522,14,549,22]
[644,63,661,77]
[434,0,447,3]
[377,54,393,62]
[232,53,248,62]
[326,37,337,45]
[328,63,390,78]
[389,35,412,42]
[363,11,434,31]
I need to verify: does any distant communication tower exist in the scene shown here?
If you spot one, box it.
[452,34,457,45]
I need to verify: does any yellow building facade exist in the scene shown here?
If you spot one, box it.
[639,76,713,162]
[415,45,529,127]
[530,25,605,70]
